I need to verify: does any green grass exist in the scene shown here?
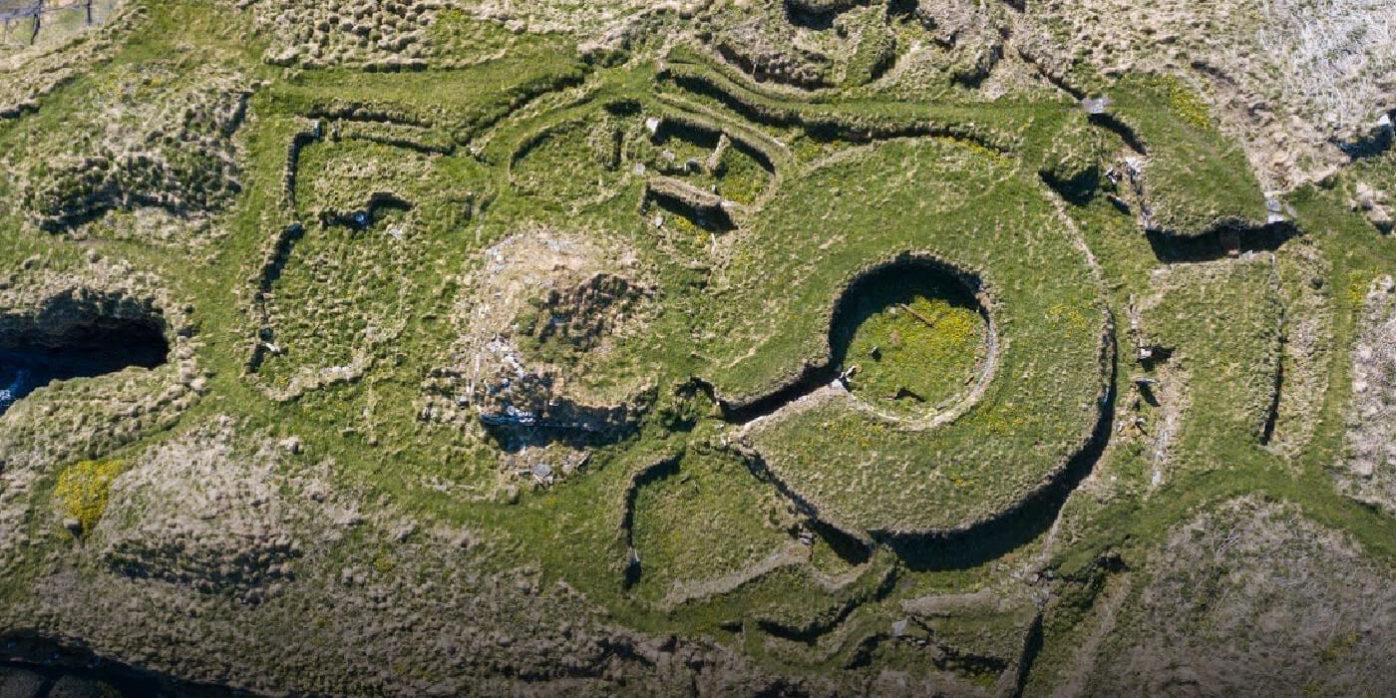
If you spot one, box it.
[426,9,519,64]
[842,278,987,415]
[263,38,587,144]
[504,91,777,213]
[8,2,1396,690]
[1111,74,1268,237]
[629,447,795,604]
[843,6,894,88]
[1025,169,1396,691]
[510,117,629,207]
[296,138,436,213]
[724,138,1107,535]
[658,46,1069,156]
[1142,258,1284,460]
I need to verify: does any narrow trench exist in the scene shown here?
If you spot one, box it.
[619,456,682,589]
[1088,113,1148,155]
[1260,299,1287,445]
[648,189,737,233]
[755,562,899,644]
[1260,354,1283,445]
[1009,611,1046,698]
[0,319,169,416]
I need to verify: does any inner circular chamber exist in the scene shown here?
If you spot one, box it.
[830,258,989,416]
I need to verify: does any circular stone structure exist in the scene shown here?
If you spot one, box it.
[698,138,1111,539]
[832,259,991,419]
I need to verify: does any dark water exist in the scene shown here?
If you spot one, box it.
[0,324,169,415]
[0,648,257,697]
[0,659,187,697]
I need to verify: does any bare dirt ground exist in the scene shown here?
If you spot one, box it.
[1334,275,1396,512]
[1087,496,1396,697]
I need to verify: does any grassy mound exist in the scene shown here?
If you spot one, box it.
[1112,75,1268,237]
[706,138,1109,536]
[1140,258,1284,464]
[629,448,796,604]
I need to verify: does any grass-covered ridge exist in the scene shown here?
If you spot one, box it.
[627,447,799,606]
[722,138,1109,535]
[4,2,1396,694]
[1110,75,1270,238]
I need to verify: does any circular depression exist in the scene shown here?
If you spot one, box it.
[829,258,992,421]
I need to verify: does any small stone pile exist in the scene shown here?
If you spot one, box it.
[1352,180,1393,233]
[419,231,657,459]
[521,272,645,354]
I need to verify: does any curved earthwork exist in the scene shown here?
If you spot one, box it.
[696,137,1112,540]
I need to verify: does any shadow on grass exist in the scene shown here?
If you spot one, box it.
[1146,221,1298,263]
